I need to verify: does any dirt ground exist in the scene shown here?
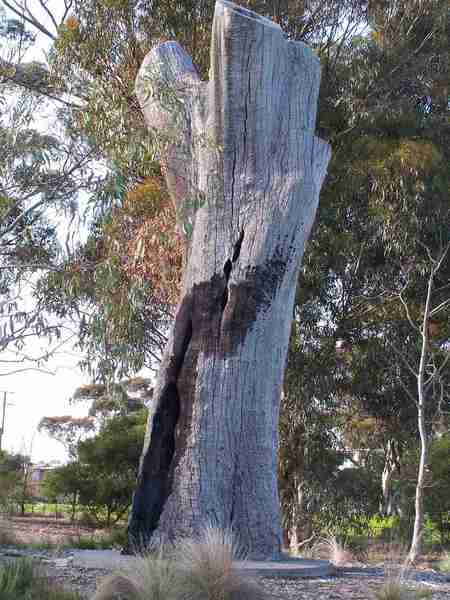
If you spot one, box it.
[1,514,107,546]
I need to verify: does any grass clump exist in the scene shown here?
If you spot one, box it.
[374,579,432,600]
[312,535,355,567]
[93,527,268,600]
[92,550,182,600]
[174,528,267,600]
[0,558,81,599]
[374,555,432,600]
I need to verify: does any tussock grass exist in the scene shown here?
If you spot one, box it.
[374,549,432,600]
[374,579,432,600]
[312,535,355,567]
[92,550,181,600]
[0,558,81,600]
[174,528,266,600]
[93,527,268,600]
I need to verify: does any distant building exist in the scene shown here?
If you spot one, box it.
[26,463,58,498]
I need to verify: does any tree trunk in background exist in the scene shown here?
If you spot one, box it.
[408,273,434,563]
[128,0,330,559]
[381,439,399,516]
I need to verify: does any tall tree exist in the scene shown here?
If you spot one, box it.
[279,0,449,549]
[126,1,330,557]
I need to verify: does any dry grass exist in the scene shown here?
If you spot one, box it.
[374,547,432,600]
[374,577,432,600]
[93,527,268,600]
[0,558,81,600]
[311,535,355,567]
[92,549,181,600]
[174,527,267,600]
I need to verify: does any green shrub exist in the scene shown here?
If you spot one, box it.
[368,516,397,540]
[0,558,81,599]
[437,554,450,573]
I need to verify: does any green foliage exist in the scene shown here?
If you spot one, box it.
[281,0,449,548]
[425,435,450,544]
[43,408,146,527]
[2,0,450,552]
[0,451,32,514]
[437,554,450,574]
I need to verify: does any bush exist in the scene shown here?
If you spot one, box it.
[93,527,268,600]
[0,558,81,600]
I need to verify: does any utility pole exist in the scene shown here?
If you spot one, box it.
[0,391,14,452]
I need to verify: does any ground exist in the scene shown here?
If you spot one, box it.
[3,515,107,547]
[1,515,450,599]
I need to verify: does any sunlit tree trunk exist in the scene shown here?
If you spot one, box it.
[407,243,450,563]
[407,275,433,563]
[128,0,330,558]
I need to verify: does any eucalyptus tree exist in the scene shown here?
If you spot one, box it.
[279,0,449,548]
[0,0,369,385]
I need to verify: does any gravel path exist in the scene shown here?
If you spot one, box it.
[2,547,450,599]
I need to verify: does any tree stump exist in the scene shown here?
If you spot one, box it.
[128,0,331,559]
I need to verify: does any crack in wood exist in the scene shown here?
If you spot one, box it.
[220,228,245,318]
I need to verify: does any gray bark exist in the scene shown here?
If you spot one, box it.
[408,273,433,563]
[128,0,330,559]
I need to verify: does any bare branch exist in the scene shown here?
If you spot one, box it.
[425,353,450,390]
[37,0,59,33]
[0,366,55,376]
[0,0,56,40]
[397,376,418,407]
[430,297,450,317]
[398,289,421,335]
[386,339,418,378]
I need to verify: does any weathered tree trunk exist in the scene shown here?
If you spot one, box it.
[128,0,330,559]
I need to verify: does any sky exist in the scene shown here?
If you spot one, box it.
[1,351,91,464]
[1,1,91,464]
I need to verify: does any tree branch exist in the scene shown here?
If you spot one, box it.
[0,0,56,40]
[386,339,418,378]
[37,0,59,33]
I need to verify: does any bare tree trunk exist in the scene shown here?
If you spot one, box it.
[408,273,433,563]
[289,480,312,554]
[128,0,330,559]
[381,439,400,516]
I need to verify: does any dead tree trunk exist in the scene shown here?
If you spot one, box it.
[128,0,330,559]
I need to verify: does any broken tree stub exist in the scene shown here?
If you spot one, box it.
[129,0,331,558]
